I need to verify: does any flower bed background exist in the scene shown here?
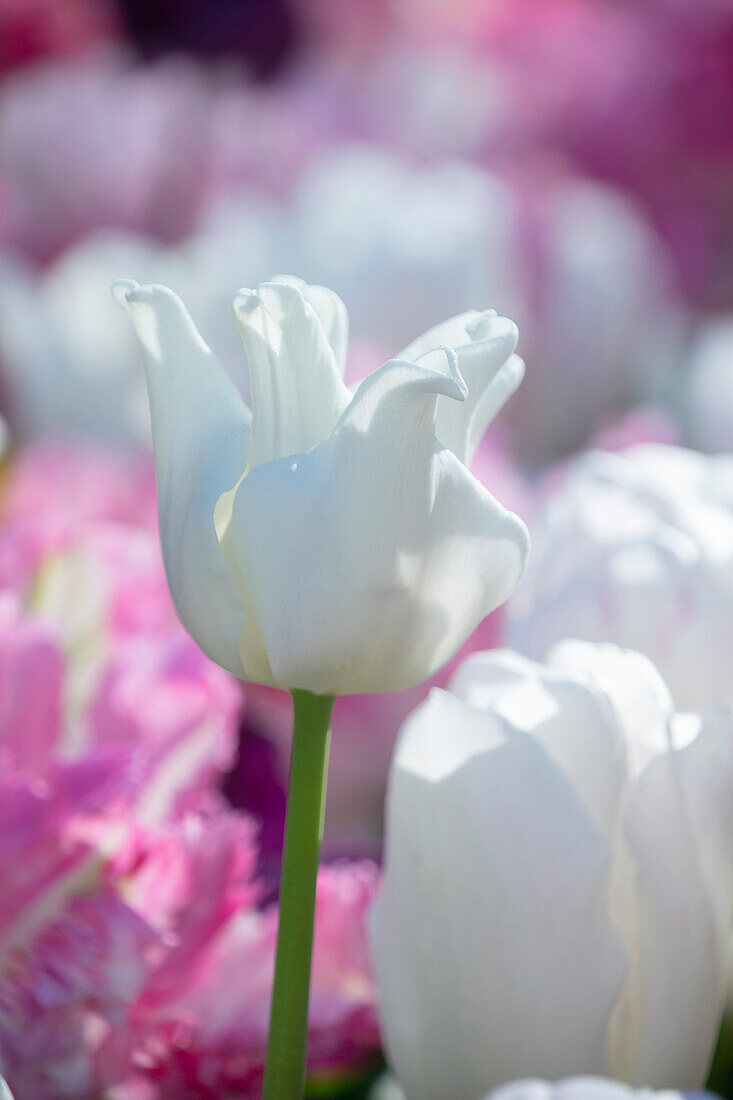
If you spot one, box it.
[2,2,733,1098]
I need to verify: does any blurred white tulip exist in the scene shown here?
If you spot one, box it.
[0,148,678,462]
[510,444,733,710]
[490,1078,710,1100]
[282,148,679,463]
[371,641,733,1100]
[684,317,733,454]
[0,200,277,447]
[369,1074,709,1100]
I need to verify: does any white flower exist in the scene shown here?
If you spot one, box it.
[288,150,679,463]
[371,641,733,1100]
[0,148,676,463]
[114,275,529,694]
[509,444,733,711]
[0,204,276,448]
[489,1079,706,1100]
[369,1076,704,1100]
[684,316,733,454]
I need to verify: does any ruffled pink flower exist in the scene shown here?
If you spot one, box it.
[0,760,156,1100]
[0,440,382,1095]
[0,444,242,819]
[0,589,63,776]
[0,746,381,1098]
[308,861,382,1083]
[103,858,380,1099]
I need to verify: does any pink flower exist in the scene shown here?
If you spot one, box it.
[0,52,210,262]
[2,442,157,530]
[464,0,733,308]
[0,444,242,820]
[0,745,381,1096]
[0,0,119,74]
[104,857,380,1099]
[0,590,63,776]
[0,760,156,1099]
[0,440,381,1095]
[308,862,382,1083]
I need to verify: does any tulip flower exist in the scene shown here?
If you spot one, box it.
[488,1080,714,1100]
[114,274,528,692]
[371,641,733,1100]
[0,444,241,822]
[368,1075,713,1100]
[115,273,528,1098]
[685,317,733,454]
[509,444,733,712]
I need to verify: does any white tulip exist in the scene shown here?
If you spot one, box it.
[371,641,733,1100]
[0,205,277,448]
[684,316,733,454]
[489,1079,707,1100]
[114,276,529,694]
[1,146,676,463]
[369,1075,705,1100]
[509,444,733,711]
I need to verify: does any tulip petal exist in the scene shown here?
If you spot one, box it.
[270,275,349,376]
[232,279,351,470]
[400,310,520,464]
[549,641,675,778]
[371,688,627,1100]
[223,353,529,693]
[450,648,626,837]
[489,1079,662,1100]
[113,280,249,676]
[623,704,733,1088]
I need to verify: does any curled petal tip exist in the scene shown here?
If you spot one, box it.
[508,354,526,386]
[111,278,138,309]
[113,280,185,313]
[415,345,468,402]
[468,311,519,350]
[269,273,306,290]
[232,288,261,318]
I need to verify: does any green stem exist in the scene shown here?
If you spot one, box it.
[263,689,335,1100]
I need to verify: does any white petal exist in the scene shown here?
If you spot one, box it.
[489,1081,645,1100]
[270,274,349,375]
[232,278,351,470]
[371,689,627,1100]
[400,310,520,464]
[221,352,529,693]
[548,641,675,778]
[113,280,249,676]
[450,648,626,838]
[623,704,733,1088]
